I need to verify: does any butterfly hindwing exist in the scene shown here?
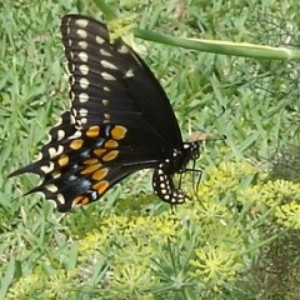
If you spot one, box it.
[19,121,158,212]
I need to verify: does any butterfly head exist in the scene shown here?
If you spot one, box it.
[180,141,201,171]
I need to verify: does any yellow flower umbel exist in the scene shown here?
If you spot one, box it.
[189,243,243,292]
[275,201,300,229]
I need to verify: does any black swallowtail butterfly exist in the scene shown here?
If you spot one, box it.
[10,15,202,212]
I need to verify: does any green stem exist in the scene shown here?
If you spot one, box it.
[92,1,300,60]
[134,28,300,60]
[93,0,117,21]
[238,232,280,257]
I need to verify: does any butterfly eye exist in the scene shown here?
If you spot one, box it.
[192,144,201,160]
[9,14,203,211]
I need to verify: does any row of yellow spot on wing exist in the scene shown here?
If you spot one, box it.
[93,148,107,157]
[57,154,69,167]
[111,125,127,140]
[110,125,127,140]
[86,125,101,138]
[84,125,127,141]
[105,139,119,149]
[80,163,102,175]
[102,150,119,161]
[69,139,84,150]
[55,126,126,173]
[72,195,90,208]
[83,158,99,165]
[68,125,125,153]
[92,147,119,161]
[94,125,127,162]
[93,180,109,195]
[92,168,109,181]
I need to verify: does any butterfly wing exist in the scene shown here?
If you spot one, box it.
[10,14,184,211]
[10,111,159,212]
[61,15,183,154]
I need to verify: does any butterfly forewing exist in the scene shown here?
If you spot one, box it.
[61,15,183,153]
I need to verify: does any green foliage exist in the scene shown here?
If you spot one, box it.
[6,269,79,300]
[4,161,300,298]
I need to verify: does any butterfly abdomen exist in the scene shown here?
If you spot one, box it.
[152,165,185,204]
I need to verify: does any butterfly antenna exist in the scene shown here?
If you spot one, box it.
[204,134,227,143]
[189,106,226,143]
[202,105,226,129]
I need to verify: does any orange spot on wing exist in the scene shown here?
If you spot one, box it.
[102,150,119,161]
[69,139,84,150]
[86,126,100,138]
[72,195,89,207]
[111,125,127,140]
[57,154,69,167]
[93,148,107,157]
[93,180,109,195]
[83,158,99,165]
[92,168,109,181]
[80,163,102,175]
[105,139,119,149]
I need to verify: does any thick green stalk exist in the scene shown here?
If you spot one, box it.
[134,28,300,60]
